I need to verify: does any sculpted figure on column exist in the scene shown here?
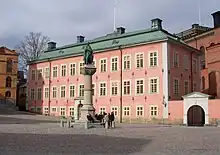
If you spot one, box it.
[83,43,93,65]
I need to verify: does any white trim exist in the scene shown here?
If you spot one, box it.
[110,80,120,96]
[78,61,84,75]
[135,78,145,96]
[148,77,160,94]
[37,68,43,80]
[173,77,180,96]
[37,87,42,100]
[99,58,107,73]
[135,52,144,68]
[69,63,76,76]
[52,86,58,99]
[123,106,131,116]
[122,79,132,96]
[60,106,66,116]
[136,105,144,117]
[44,67,50,79]
[99,81,107,96]
[110,56,119,72]
[149,104,159,118]
[52,65,58,78]
[44,87,49,99]
[60,85,66,98]
[60,64,67,77]
[78,84,84,97]
[69,84,75,98]
[148,51,158,68]
[111,106,119,116]
[162,42,168,119]
[123,54,132,70]
[51,106,57,112]
[99,106,106,114]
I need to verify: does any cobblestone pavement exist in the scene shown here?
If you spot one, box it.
[0,113,220,155]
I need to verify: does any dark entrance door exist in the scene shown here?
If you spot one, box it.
[187,105,205,126]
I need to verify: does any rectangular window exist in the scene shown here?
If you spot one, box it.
[36,107,42,113]
[193,82,197,92]
[111,106,118,116]
[52,66,58,78]
[173,52,179,68]
[111,81,118,96]
[136,53,144,68]
[174,79,180,96]
[79,62,84,75]
[69,85,75,98]
[60,107,66,116]
[184,81,189,95]
[52,107,57,112]
[52,87,57,98]
[60,86,66,98]
[100,82,107,96]
[92,84,95,96]
[37,69,43,80]
[100,59,107,72]
[150,105,158,117]
[123,106,130,116]
[44,107,49,115]
[44,67,50,78]
[149,52,158,67]
[123,80,131,95]
[30,89,35,100]
[79,85,84,97]
[193,59,197,73]
[137,106,144,116]
[31,70,36,80]
[123,55,131,70]
[37,88,42,100]
[99,107,106,115]
[69,107,74,116]
[61,65,67,77]
[70,63,76,76]
[184,55,189,70]
[111,57,118,71]
[44,87,49,99]
[149,78,158,94]
[136,79,144,95]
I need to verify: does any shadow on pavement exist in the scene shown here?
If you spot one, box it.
[0,116,59,124]
[0,133,151,155]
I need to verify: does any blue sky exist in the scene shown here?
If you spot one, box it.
[0,0,219,49]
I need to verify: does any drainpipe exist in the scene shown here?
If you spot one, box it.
[191,37,197,92]
[48,59,51,116]
[119,46,123,123]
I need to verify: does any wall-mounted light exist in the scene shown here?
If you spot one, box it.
[145,70,147,75]
[132,72,134,76]
[132,97,134,100]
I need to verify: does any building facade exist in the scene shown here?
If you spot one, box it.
[0,47,18,105]
[28,19,202,123]
[176,11,220,98]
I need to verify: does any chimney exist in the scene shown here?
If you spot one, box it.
[151,18,162,30]
[116,27,126,34]
[212,11,220,28]
[47,42,56,50]
[192,24,199,29]
[77,36,85,43]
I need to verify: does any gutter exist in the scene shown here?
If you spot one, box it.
[119,45,123,123]
[48,58,51,116]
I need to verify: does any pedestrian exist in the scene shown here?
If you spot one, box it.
[110,112,115,128]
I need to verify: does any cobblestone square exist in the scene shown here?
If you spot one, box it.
[0,113,220,155]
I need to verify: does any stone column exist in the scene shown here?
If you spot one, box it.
[78,64,96,122]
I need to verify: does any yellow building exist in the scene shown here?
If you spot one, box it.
[0,47,18,105]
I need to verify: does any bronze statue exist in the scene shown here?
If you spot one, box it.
[83,43,94,65]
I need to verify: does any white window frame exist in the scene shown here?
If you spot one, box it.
[60,107,66,116]
[79,62,84,75]
[99,58,107,73]
[78,84,84,97]
[69,106,74,116]
[99,107,106,115]
[52,65,58,78]
[37,88,42,100]
[111,56,119,72]
[123,54,131,70]
[69,63,76,76]
[173,51,179,68]
[60,64,67,77]
[44,67,50,79]
[31,69,36,80]
[52,86,57,98]
[149,105,158,117]
[69,84,75,98]
[183,55,189,70]
[37,68,43,80]
[110,81,119,96]
[174,78,180,96]
[30,88,35,100]
[135,79,145,95]
[99,81,107,96]
[92,83,96,96]
[123,106,131,116]
[149,77,159,94]
[136,105,144,117]
[184,80,189,95]
[43,107,49,115]
[135,53,144,68]
[123,80,131,95]
[111,106,118,116]
[60,85,66,98]
[148,51,158,67]
[44,87,49,99]
[51,107,57,112]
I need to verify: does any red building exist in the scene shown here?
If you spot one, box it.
[176,11,220,98]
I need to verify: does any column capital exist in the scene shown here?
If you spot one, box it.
[80,65,96,75]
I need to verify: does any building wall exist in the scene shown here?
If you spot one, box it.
[28,41,201,122]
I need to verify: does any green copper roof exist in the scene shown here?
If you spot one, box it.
[30,28,199,64]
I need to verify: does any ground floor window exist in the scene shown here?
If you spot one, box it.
[60,107,66,116]
[150,105,158,117]
[69,107,74,116]
[36,107,42,113]
[111,106,118,116]
[99,107,106,115]
[44,107,49,115]
[123,106,130,116]
[51,107,57,112]
[136,106,144,116]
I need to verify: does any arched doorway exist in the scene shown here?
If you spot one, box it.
[187,105,205,126]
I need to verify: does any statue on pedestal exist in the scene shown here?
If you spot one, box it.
[83,43,94,65]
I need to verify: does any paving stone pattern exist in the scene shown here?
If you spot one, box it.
[0,112,220,155]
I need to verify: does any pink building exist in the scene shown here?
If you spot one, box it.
[28,18,202,124]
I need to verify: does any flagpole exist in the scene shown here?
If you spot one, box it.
[198,0,201,25]
[114,0,117,31]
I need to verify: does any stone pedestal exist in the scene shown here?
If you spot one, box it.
[77,64,96,122]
